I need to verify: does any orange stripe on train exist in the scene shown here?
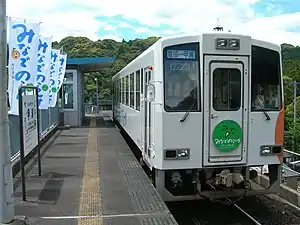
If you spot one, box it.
[275,105,284,164]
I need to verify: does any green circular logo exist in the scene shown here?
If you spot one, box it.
[51,87,57,93]
[26,83,34,92]
[42,84,48,91]
[212,120,242,152]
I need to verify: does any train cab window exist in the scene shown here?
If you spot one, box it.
[163,43,200,112]
[213,68,241,111]
[251,46,282,111]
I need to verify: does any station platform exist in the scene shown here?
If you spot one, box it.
[13,115,178,225]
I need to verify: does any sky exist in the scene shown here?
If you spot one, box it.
[6,0,300,46]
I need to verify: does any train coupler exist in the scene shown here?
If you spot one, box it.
[215,169,244,188]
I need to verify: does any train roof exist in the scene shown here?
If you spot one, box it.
[112,32,281,80]
[112,41,157,80]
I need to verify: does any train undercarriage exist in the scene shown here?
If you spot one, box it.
[145,164,282,202]
[115,119,282,203]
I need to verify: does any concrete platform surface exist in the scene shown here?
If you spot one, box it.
[12,116,178,225]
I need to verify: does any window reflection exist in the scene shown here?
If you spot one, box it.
[63,83,74,109]
[213,68,241,111]
[163,43,200,112]
[251,46,282,111]
[64,72,73,82]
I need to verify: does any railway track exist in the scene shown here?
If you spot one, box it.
[167,195,300,225]
[232,201,262,225]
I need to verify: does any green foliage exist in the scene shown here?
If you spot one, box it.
[283,76,293,107]
[54,36,159,103]
[281,44,300,152]
[282,43,300,61]
[53,36,300,152]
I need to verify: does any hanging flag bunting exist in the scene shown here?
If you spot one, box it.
[35,36,52,109]
[8,18,40,115]
[48,49,60,107]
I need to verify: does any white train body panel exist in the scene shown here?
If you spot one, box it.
[112,32,284,201]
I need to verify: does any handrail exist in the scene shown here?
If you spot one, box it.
[284,149,300,157]
[282,164,300,176]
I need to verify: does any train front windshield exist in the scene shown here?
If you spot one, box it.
[251,46,282,111]
[163,43,200,112]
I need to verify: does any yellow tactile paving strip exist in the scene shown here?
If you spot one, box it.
[78,117,103,225]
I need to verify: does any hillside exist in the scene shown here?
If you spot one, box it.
[52,37,300,102]
[52,36,160,101]
[53,36,300,151]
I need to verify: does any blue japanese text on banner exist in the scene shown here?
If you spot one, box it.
[8,18,40,115]
[48,49,60,107]
[52,54,67,105]
[35,36,52,109]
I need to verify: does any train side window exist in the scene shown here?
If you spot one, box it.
[120,78,123,103]
[213,68,241,111]
[145,71,148,83]
[130,73,134,108]
[251,46,282,111]
[125,76,129,106]
[115,83,117,104]
[118,80,121,103]
[127,75,130,106]
[116,80,119,104]
[163,43,201,112]
[141,68,144,95]
[121,77,124,104]
[136,70,140,111]
[112,82,115,106]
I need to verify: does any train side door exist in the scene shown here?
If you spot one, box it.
[141,67,153,159]
[203,55,249,166]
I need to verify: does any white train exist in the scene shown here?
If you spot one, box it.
[112,30,284,202]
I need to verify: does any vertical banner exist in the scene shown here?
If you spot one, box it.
[48,49,60,107]
[8,18,40,115]
[54,54,67,98]
[36,37,52,109]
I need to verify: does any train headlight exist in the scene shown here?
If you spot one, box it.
[260,145,282,156]
[215,38,240,50]
[164,148,190,160]
[177,149,189,159]
[228,39,239,49]
[216,39,227,48]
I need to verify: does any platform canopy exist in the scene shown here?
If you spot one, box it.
[66,56,116,72]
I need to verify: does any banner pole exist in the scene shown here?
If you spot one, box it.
[0,0,15,222]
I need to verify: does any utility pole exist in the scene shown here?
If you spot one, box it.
[292,81,300,152]
[0,0,15,223]
[94,78,99,113]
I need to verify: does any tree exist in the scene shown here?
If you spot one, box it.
[54,36,159,102]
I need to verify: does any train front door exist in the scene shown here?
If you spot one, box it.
[203,55,249,166]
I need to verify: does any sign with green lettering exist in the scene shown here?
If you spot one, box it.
[212,120,242,152]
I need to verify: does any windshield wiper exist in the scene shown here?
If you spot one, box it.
[179,97,197,122]
[255,97,271,121]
